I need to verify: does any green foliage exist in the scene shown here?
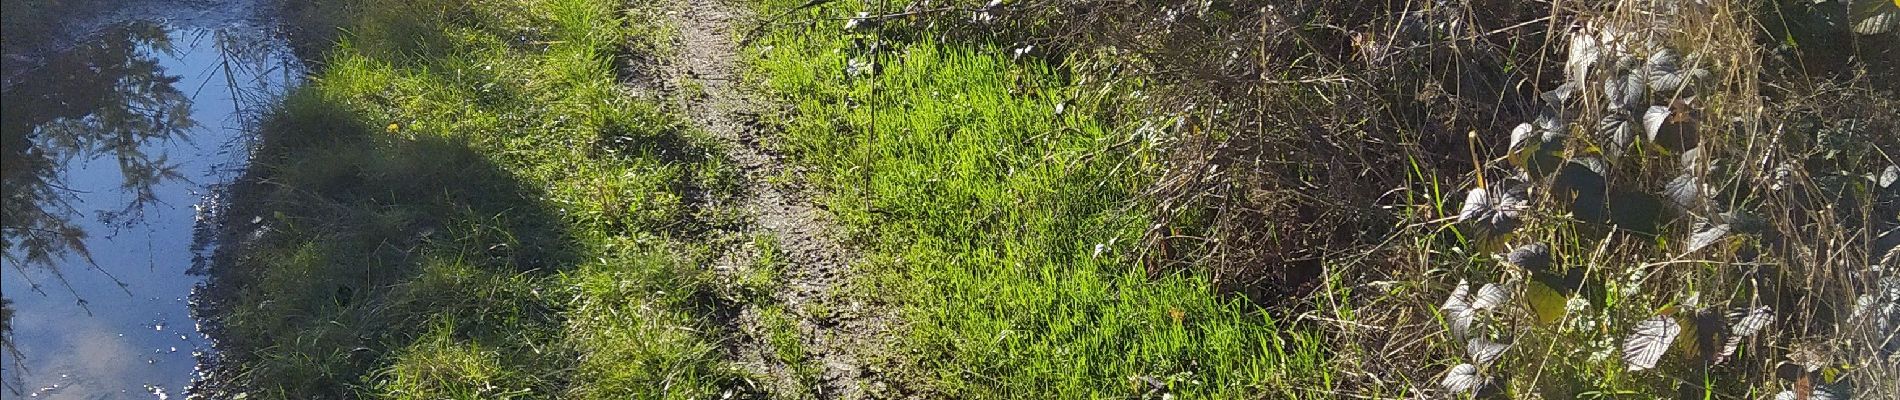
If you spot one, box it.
[208,0,743,397]
[201,0,1898,397]
[562,244,740,399]
[746,2,1331,397]
[376,322,534,399]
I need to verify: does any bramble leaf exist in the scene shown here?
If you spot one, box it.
[1506,243,1552,270]
[1440,363,1488,395]
[1467,338,1510,366]
[1624,315,1681,371]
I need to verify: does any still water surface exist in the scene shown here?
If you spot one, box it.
[1,2,296,397]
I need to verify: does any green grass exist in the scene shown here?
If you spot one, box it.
[205,0,1885,397]
[745,2,1332,396]
[212,0,747,397]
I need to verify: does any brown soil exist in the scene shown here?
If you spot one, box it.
[655,0,898,398]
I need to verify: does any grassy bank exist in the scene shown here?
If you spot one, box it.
[742,0,1897,398]
[208,0,1896,397]
[208,0,749,397]
[744,1,1334,397]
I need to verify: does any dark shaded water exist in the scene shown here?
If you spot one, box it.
[1,1,296,397]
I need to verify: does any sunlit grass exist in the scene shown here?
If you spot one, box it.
[214,0,744,397]
[746,1,1332,396]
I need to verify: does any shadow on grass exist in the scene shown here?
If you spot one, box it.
[195,89,579,397]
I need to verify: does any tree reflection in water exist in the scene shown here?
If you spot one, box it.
[2,4,298,391]
[2,23,195,394]
[2,22,195,297]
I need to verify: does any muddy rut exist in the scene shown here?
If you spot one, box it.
[656,0,894,398]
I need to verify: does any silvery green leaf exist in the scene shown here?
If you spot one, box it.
[1774,388,1846,400]
[1649,67,1710,96]
[1648,70,1688,97]
[1542,82,1579,106]
[1510,123,1538,151]
[1685,219,1732,255]
[1679,147,1704,169]
[1876,226,1899,266]
[1567,156,1609,178]
[1852,0,1899,35]
[1458,186,1527,235]
[1534,113,1566,136]
[1459,188,1493,223]
[1605,71,1648,112]
[1645,48,1708,96]
[1566,28,1613,82]
[1467,338,1511,366]
[1730,306,1773,338]
[1472,282,1512,311]
[1598,112,1637,152]
[1818,384,1850,400]
[1860,277,1900,355]
[1717,306,1772,363]
[1440,363,1487,395]
[1445,280,1473,310]
[1646,48,1682,74]
[1643,106,1672,142]
[1782,383,1854,400]
[1874,165,1898,189]
[1507,243,1553,270]
[1534,84,1577,136]
[1443,280,1476,339]
[1623,315,1681,371]
[1720,211,1768,233]
[1664,173,1707,211]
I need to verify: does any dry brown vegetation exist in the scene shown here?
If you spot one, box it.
[853,0,1897,397]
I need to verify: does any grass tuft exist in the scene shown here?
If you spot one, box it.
[203,0,746,397]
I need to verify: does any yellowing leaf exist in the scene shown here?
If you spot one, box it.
[1525,280,1568,325]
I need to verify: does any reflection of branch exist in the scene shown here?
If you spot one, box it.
[1,300,22,397]
[8,225,135,299]
[38,180,91,194]
[4,226,73,237]
[1,21,187,308]
[1,245,91,316]
[1,256,50,297]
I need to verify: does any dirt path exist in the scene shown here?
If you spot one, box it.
[661,0,893,398]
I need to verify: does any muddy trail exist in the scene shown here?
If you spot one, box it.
[654,0,896,398]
